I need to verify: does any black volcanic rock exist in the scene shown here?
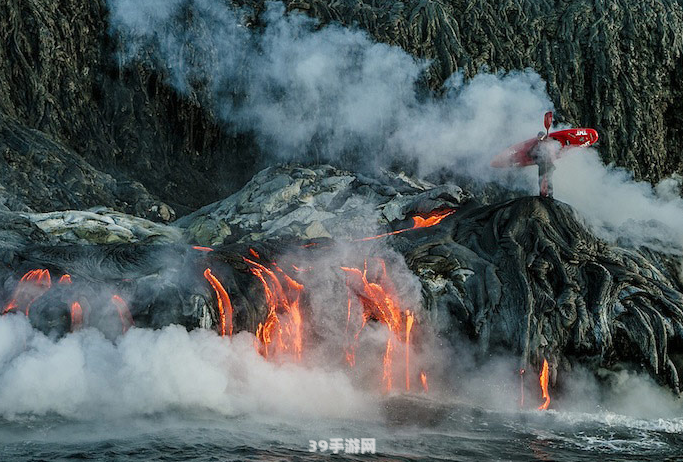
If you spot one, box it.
[402,196,683,393]
[2,166,682,395]
[0,0,682,217]
[0,114,175,222]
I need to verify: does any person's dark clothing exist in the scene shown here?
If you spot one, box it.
[529,140,556,198]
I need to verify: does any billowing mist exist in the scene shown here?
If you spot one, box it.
[106,0,683,250]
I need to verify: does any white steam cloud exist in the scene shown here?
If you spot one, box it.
[107,0,683,249]
[0,315,376,420]
[107,0,551,176]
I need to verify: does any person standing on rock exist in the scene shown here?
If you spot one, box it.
[529,131,560,198]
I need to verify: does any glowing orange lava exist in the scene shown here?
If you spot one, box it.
[249,248,260,259]
[420,371,429,392]
[2,269,52,316]
[203,268,234,337]
[406,310,414,391]
[245,257,304,360]
[341,260,415,392]
[538,359,550,410]
[111,295,134,334]
[354,209,456,242]
[70,302,83,331]
[58,274,72,284]
[193,246,214,252]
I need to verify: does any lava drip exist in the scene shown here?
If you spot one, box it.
[245,254,304,361]
[406,310,414,391]
[111,295,135,334]
[341,259,420,393]
[538,359,551,410]
[70,302,84,331]
[2,269,52,316]
[58,274,72,284]
[203,268,234,337]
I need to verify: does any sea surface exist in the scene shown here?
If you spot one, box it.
[2,405,682,461]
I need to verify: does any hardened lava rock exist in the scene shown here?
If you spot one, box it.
[402,197,683,393]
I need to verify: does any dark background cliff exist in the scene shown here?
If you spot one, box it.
[1,0,682,218]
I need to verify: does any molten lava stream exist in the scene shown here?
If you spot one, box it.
[193,246,214,252]
[203,268,234,337]
[538,358,551,410]
[111,295,135,334]
[244,257,304,361]
[2,269,52,316]
[58,274,72,284]
[354,209,456,242]
[341,259,421,393]
[406,310,414,391]
[70,302,84,331]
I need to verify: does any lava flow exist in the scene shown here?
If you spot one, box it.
[58,274,72,284]
[70,302,84,331]
[341,259,423,393]
[2,269,52,316]
[111,295,135,334]
[245,255,304,360]
[203,268,234,337]
[538,358,551,410]
[406,310,414,391]
[355,208,456,242]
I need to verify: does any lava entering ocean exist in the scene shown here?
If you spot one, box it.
[203,268,234,337]
[538,358,551,410]
[245,254,304,361]
[341,259,427,393]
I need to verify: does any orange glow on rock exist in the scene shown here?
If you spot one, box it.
[203,268,234,337]
[245,257,304,361]
[70,302,83,331]
[406,310,414,391]
[193,246,214,252]
[420,371,429,392]
[538,359,551,410]
[354,209,456,242]
[111,295,135,334]
[58,274,72,284]
[2,269,52,316]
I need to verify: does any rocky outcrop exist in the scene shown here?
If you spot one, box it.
[176,165,468,245]
[2,166,682,394]
[0,115,175,221]
[0,0,262,216]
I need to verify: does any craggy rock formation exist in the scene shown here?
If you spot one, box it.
[0,115,174,220]
[0,0,261,216]
[401,197,683,393]
[176,165,469,245]
[1,0,682,219]
[2,166,682,394]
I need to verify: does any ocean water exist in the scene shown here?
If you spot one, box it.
[2,405,682,461]
[1,317,682,461]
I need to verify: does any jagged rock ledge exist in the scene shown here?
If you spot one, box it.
[1,165,682,395]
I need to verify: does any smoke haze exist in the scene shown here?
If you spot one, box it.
[106,0,683,250]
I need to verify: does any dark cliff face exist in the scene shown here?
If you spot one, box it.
[1,0,682,213]
[278,0,683,183]
[0,0,263,217]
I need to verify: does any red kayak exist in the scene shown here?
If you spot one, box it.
[491,113,598,168]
